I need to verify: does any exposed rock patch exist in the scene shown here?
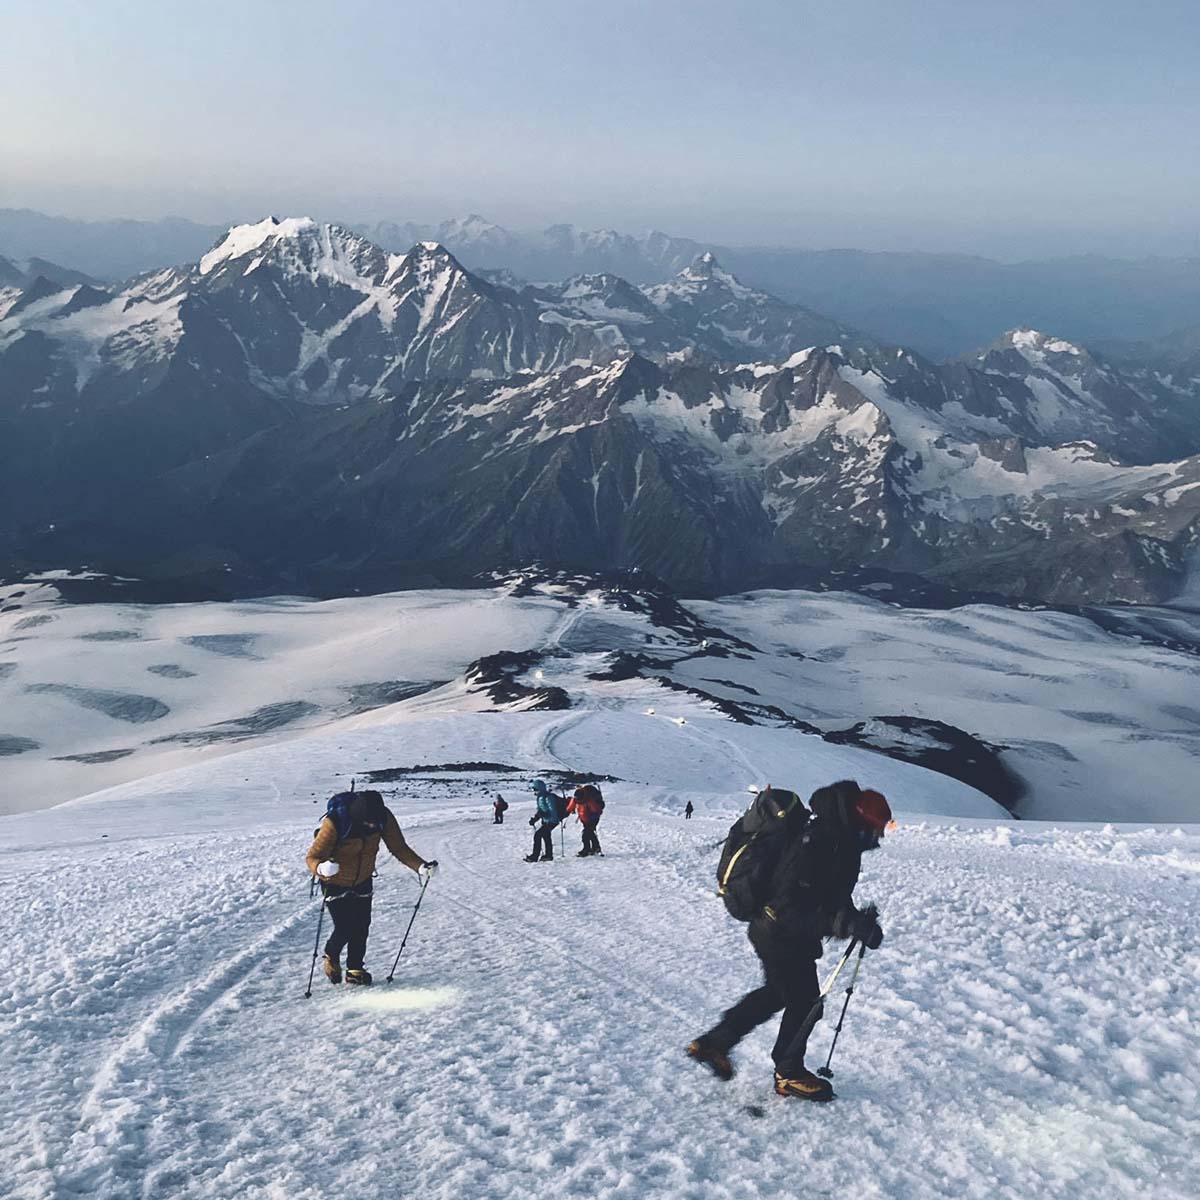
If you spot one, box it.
[24,684,169,724]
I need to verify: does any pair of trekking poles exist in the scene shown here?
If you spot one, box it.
[798,935,869,1078]
[303,871,434,998]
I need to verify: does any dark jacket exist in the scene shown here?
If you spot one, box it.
[750,781,866,958]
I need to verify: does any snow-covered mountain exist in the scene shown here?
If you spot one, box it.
[11,206,1200,356]
[357,215,706,284]
[964,328,1195,464]
[0,217,620,407]
[642,250,851,359]
[0,219,854,409]
[3,218,1200,603]
[6,345,1196,604]
[0,253,101,321]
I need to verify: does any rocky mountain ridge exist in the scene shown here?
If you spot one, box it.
[2,218,1198,605]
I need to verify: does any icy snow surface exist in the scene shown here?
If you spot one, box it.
[3,580,1198,821]
[0,586,562,813]
[1,717,1197,1197]
[690,591,1200,823]
[0,582,1198,1197]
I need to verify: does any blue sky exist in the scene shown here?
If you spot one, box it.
[3,0,1198,257]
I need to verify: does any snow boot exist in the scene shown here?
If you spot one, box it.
[524,853,541,862]
[774,1069,833,1102]
[323,954,342,984]
[577,848,591,857]
[345,968,373,987]
[686,1039,735,1082]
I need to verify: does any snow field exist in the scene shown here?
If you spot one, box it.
[1,707,1197,1199]
[5,578,1198,822]
[0,586,565,813]
[689,590,1200,822]
[3,577,1197,1195]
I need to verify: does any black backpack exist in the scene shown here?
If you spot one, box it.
[554,790,572,822]
[576,783,605,815]
[716,786,808,921]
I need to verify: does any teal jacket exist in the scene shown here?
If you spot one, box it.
[535,792,560,827]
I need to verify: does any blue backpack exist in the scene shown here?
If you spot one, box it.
[325,790,387,844]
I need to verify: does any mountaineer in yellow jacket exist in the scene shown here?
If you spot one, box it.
[306,789,436,986]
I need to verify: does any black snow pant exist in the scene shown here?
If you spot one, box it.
[685,809,693,819]
[494,812,504,824]
[704,929,821,1077]
[532,823,555,860]
[581,821,602,855]
[322,887,373,970]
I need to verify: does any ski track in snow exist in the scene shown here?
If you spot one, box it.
[2,774,1197,1199]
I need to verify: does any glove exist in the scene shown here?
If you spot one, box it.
[317,860,339,879]
[529,816,538,826]
[832,905,883,950]
[419,861,439,881]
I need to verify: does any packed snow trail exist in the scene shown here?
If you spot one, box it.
[1,764,1197,1199]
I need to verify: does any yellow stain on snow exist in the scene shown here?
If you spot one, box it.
[340,986,460,1013]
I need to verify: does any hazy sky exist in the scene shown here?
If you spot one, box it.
[3,0,1198,258]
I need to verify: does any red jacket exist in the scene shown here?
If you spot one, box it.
[567,792,604,826]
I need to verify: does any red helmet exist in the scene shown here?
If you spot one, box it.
[854,789,892,835]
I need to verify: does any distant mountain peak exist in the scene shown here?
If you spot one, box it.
[198,216,318,275]
[683,250,720,278]
[675,251,754,296]
[442,214,506,236]
[1001,328,1085,357]
[397,241,471,281]
[413,239,456,257]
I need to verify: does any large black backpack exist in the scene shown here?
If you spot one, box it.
[716,786,808,921]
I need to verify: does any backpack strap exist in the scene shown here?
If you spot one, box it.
[718,841,753,897]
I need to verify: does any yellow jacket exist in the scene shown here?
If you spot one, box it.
[305,811,424,887]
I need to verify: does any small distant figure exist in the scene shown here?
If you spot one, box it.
[493,794,509,824]
[568,783,605,857]
[685,800,694,820]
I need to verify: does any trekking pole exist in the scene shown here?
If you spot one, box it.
[387,874,432,982]
[791,938,859,1046]
[817,940,867,1078]
[303,896,327,998]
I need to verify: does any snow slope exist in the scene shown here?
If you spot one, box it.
[0,583,564,813]
[687,591,1200,823]
[0,706,1196,1199]
[4,577,1198,821]
[3,577,1197,1196]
